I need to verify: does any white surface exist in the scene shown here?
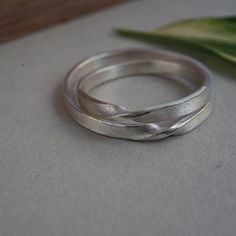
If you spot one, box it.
[1,0,236,235]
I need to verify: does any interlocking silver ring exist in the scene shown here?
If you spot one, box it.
[63,49,214,141]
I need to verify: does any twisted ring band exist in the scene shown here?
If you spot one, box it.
[63,49,214,141]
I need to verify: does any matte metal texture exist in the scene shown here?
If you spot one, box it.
[63,49,214,141]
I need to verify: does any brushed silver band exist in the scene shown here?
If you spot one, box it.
[63,49,214,141]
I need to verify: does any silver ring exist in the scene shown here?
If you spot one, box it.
[63,49,214,141]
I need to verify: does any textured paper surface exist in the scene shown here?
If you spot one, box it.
[0,0,236,235]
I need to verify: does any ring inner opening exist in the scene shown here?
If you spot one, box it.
[89,74,194,110]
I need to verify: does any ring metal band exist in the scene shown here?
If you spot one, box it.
[63,49,214,141]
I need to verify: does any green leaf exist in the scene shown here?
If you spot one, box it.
[115,16,236,63]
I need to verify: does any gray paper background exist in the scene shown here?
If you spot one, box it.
[1,0,236,235]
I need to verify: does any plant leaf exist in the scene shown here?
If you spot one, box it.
[115,16,236,63]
